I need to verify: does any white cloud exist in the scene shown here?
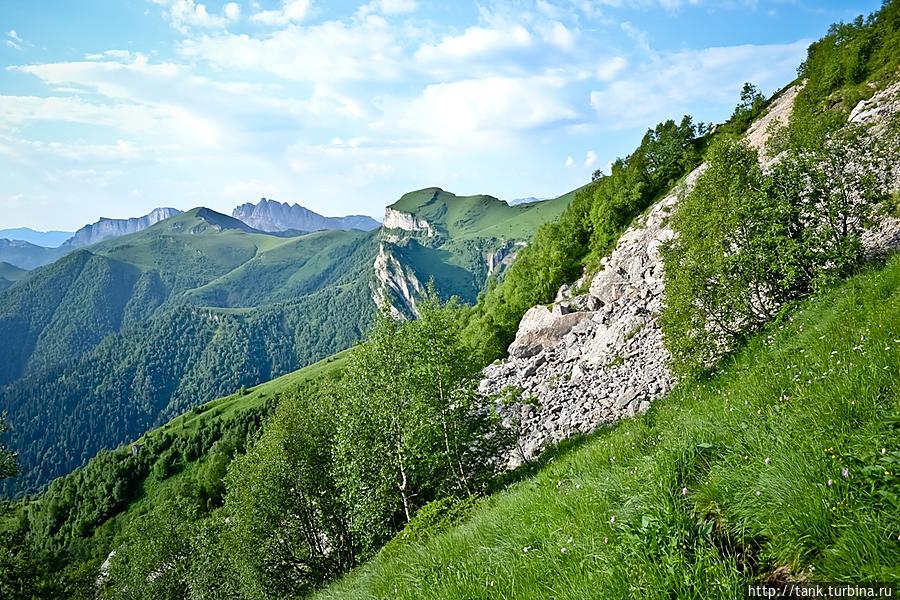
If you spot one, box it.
[359,0,418,15]
[565,155,575,167]
[251,0,311,26]
[596,56,628,81]
[5,30,25,51]
[415,25,533,64]
[224,2,241,20]
[150,0,238,31]
[391,76,578,142]
[589,40,809,127]
[536,21,576,51]
[584,150,597,167]
[181,16,406,82]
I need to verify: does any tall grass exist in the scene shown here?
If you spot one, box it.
[315,254,900,599]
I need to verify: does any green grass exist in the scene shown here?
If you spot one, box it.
[315,255,900,599]
[388,187,578,242]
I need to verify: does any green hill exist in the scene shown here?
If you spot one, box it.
[1,197,573,494]
[0,239,67,270]
[380,188,577,309]
[0,261,28,291]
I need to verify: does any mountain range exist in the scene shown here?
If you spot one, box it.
[0,191,572,494]
[0,227,73,247]
[232,198,380,232]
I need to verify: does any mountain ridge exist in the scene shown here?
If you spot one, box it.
[232,198,380,233]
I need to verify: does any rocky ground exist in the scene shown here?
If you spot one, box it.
[481,80,900,468]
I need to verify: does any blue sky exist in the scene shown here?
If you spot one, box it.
[0,0,882,230]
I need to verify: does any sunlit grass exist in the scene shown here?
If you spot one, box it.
[315,254,900,599]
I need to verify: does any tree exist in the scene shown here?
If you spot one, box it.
[0,413,17,480]
[335,294,511,555]
[662,120,896,374]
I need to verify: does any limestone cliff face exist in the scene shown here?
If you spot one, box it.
[63,208,182,247]
[372,243,426,318]
[382,208,436,237]
[486,240,526,278]
[481,81,900,468]
[232,198,380,233]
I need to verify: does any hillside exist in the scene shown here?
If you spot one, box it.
[0,239,67,270]
[377,188,577,314]
[1,195,571,494]
[0,228,72,247]
[316,255,900,598]
[0,261,27,291]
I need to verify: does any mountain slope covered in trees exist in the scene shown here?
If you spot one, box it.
[1,195,573,495]
[1,2,899,598]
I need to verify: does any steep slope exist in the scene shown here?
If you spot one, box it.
[63,207,183,247]
[0,227,73,247]
[481,76,900,465]
[1,189,570,494]
[376,187,578,315]
[232,198,380,232]
[315,254,900,598]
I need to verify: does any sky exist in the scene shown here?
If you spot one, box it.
[0,0,883,230]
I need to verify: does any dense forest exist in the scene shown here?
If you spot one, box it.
[1,1,899,597]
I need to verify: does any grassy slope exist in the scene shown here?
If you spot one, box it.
[316,255,900,599]
[389,187,578,241]
[384,188,580,303]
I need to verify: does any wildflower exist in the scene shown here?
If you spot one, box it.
[842,468,850,478]
[523,546,531,553]
[764,457,771,465]
[610,515,616,525]
[560,547,568,554]
[755,490,762,497]
[682,487,689,496]
[827,479,833,487]
[882,448,888,455]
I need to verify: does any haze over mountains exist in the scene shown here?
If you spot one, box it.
[0,228,73,247]
[232,198,381,233]
[0,199,383,271]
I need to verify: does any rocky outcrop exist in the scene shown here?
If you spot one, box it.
[232,198,379,233]
[480,171,697,466]
[63,207,182,247]
[487,240,526,278]
[383,208,436,237]
[482,78,900,467]
[372,243,426,318]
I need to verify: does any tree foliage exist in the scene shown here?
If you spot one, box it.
[662,120,896,374]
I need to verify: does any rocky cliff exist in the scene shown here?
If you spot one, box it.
[232,198,380,233]
[382,207,436,237]
[64,207,182,247]
[481,81,900,467]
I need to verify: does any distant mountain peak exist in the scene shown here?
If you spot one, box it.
[232,198,380,233]
[63,207,183,247]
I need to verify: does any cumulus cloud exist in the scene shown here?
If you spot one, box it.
[589,40,809,127]
[565,155,575,167]
[584,150,597,167]
[359,0,418,15]
[181,16,406,82]
[150,0,240,31]
[389,76,580,143]
[251,0,311,26]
